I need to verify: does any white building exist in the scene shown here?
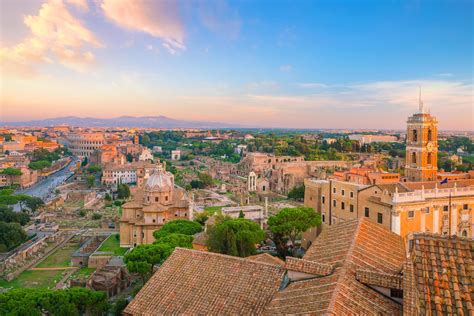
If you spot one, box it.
[139,148,153,161]
[171,150,181,161]
[348,134,398,145]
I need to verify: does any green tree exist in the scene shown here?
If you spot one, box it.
[0,205,30,225]
[197,172,214,187]
[288,185,305,201]
[0,195,18,206]
[0,288,107,315]
[87,165,102,173]
[268,207,321,256]
[28,160,52,170]
[126,153,134,163]
[0,222,28,251]
[153,220,202,240]
[124,243,173,281]
[207,218,265,257]
[154,233,193,248]
[24,196,44,213]
[117,184,130,199]
[0,168,22,176]
[238,210,245,218]
[92,213,102,220]
[86,175,95,188]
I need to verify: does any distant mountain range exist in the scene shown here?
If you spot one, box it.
[1,116,241,129]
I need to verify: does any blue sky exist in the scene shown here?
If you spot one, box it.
[1,0,472,130]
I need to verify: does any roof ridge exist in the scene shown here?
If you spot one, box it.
[173,247,285,268]
[326,218,365,313]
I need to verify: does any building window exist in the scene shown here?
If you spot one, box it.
[155,197,159,202]
[341,189,345,196]
[350,204,354,212]
[427,153,432,165]
[165,196,169,201]
[322,213,326,223]
[408,210,415,219]
[333,200,336,207]
[322,196,325,204]
[364,207,369,217]
[377,213,383,224]
[333,187,336,194]
[463,204,468,210]
[341,202,345,210]
[391,289,403,299]
[443,205,449,212]
[152,219,156,223]
[462,230,468,237]
[350,191,354,198]
[412,152,417,164]
[413,129,418,142]
[428,129,432,141]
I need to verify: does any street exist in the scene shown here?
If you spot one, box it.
[13,159,79,211]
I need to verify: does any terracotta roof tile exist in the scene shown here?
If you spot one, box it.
[247,253,285,266]
[285,256,334,276]
[124,248,285,315]
[407,233,474,315]
[265,218,406,315]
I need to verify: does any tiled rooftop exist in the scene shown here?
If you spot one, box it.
[408,233,473,315]
[124,248,286,315]
[265,218,406,315]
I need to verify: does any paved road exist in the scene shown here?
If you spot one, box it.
[13,159,79,211]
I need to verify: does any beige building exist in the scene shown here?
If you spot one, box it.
[120,167,192,247]
[303,178,474,247]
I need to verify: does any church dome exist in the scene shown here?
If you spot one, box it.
[145,167,174,192]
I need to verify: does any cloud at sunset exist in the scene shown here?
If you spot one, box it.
[0,0,102,76]
[100,0,185,54]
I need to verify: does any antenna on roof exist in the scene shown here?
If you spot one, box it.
[418,86,424,113]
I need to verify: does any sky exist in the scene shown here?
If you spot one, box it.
[0,0,472,130]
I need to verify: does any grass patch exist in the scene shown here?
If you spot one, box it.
[70,267,95,280]
[0,269,64,289]
[204,206,223,214]
[36,243,79,268]
[96,234,128,256]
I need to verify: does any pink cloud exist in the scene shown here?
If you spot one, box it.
[0,0,102,76]
[101,0,185,53]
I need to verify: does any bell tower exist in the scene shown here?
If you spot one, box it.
[405,88,438,182]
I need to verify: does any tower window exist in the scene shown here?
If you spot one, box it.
[412,152,417,164]
[377,213,383,224]
[427,153,432,165]
[428,129,432,141]
[412,130,418,142]
[364,207,369,217]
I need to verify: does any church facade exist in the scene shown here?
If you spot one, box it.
[119,167,193,247]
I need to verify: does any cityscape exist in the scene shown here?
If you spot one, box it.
[0,0,473,315]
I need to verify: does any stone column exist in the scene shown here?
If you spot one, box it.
[433,207,439,233]
[391,209,401,235]
[421,208,426,232]
[451,205,458,236]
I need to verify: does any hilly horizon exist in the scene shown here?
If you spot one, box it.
[0,115,243,129]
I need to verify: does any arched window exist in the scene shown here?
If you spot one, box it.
[428,129,432,141]
[462,230,468,237]
[412,152,417,164]
[427,153,432,165]
[412,130,418,142]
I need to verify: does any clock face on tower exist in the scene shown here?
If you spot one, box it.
[426,142,434,152]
